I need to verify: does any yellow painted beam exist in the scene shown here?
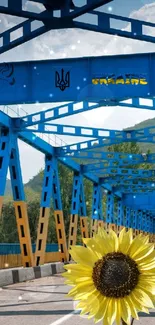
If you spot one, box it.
[54,210,68,262]
[68,214,78,248]
[98,220,104,228]
[80,217,89,242]
[90,219,98,237]
[0,196,3,218]
[14,201,34,267]
[116,225,124,236]
[35,207,50,266]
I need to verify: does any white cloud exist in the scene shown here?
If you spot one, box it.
[1,2,155,181]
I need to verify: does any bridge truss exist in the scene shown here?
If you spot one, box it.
[0,0,155,267]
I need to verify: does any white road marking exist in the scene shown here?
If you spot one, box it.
[49,309,80,325]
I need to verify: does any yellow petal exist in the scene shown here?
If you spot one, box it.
[133,288,154,308]
[69,245,98,267]
[115,299,121,325]
[128,237,150,259]
[136,249,155,264]
[133,243,155,261]
[102,299,111,325]
[97,226,109,239]
[118,228,132,254]
[106,299,117,325]
[94,296,108,323]
[109,229,119,252]
[137,283,155,295]
[120,299,131,325]
[82,237,103,259]
[67,280,95,298]
[64,263,92,272]
[125,295,139,320]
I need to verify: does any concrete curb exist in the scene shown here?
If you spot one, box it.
[0,262,64,287]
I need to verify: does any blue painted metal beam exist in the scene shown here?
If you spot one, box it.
[123,194,155,213]
[3,1,155,56]
[119,97,155,111]
[1,52,154,105]
[17,131,120,195]
[18,101,116,128]
[60,123,155,153]
[101,179,155,188]
[0,4,56,21]
[115,187,155,194]
[74,9,155,44]
[92,183,103,220]
[17,97,155,131]
[57,149,154,163]
[0,111,11,128]
[93,167,155,178]
[0,11,71,55]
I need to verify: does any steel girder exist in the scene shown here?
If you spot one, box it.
[0,52,155,105]
[1,1,155,221]
[1,0,155,56]
[15,98,155,131]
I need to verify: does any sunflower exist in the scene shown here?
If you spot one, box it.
[63,227,155,325]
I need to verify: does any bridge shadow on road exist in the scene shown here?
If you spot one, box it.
[0,309,154,317]
[0,309,74,316]
[0,299,73,309]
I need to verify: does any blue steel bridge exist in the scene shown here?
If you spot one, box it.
[0,0,155,267]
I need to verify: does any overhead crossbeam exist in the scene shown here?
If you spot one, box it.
[74,9,155,44]
[58,150,153,162]
[18,101,116,128]
[61,128,155,153]
[101,179,155,188]
[17,97,155,131]
[1,0,155,56]
[1,52,154,105]
[93,167,155,178]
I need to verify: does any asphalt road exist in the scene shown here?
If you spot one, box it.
[0,274,154,325]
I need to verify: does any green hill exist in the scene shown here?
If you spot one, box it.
[126,117,155,153]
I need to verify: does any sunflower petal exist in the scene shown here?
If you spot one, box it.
[82,237,103,259]
[118,228,132,254]
[133,288,154,308]
[132,243,154,261]
[125,295,139,320]
[107,299,117,325]
[115,299,121,325]
[69,246,98,267]
[120,299,131,325]
[109,229,119,252]
[94,297,108,323]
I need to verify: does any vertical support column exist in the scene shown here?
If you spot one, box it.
[142,211,147,235]
[35,156,54,266]
[137,210,143,235]
[146,213,150,237]
[0,128,12,217]
[90,183,102,237]
[149,216,153,243]
[153,218,155,243]
[132,210,138,238]
[9,136,33,267]
[68,172,81,248]
[125,207,131,231]
[79,177,89,241]
[106,192,114,233]
[117,199,124,236]
[52,160,68,262]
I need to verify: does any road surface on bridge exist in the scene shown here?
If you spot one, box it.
[0,274,154,325]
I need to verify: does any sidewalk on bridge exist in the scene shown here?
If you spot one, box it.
[0,262,64,287]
